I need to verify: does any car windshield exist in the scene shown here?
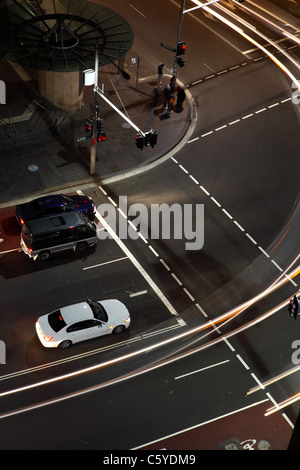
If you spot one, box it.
[62,195,76,209]
[87,300,108,322]
[48,310,67,332]
[25,200,42,215]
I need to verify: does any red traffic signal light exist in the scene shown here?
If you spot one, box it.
[97,133,107,142]
[176,41,186,56]
[85,118,93,135]
[136,132,144,150]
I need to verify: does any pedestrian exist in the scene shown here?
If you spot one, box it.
[167,93,176,115]
[163,83,170,109]
[158,63,164,84]
[176,86,186,112]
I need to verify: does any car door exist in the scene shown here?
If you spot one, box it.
[66,320,91,344]
[85,319,111,340]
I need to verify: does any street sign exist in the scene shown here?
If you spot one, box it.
[160,43,176,52]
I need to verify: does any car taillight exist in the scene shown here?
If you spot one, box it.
[20,218,25,225]
[43,335,53,342]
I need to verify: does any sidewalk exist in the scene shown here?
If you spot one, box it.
[0,60,194,206]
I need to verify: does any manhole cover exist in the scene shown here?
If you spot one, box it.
[28,164,39,172]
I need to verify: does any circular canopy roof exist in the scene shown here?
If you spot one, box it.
[6,0,134,72]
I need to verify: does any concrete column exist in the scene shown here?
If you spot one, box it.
[38,69,83,112]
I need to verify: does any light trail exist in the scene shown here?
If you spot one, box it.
[190,0,300,91]
[265,392,300,417]
[0,293,293,420]
[0,264,298,402]
[233,0,300,45]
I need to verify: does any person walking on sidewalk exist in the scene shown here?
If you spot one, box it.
[163,84,171,109]
[158,63,164,84]
[176,86,186,112]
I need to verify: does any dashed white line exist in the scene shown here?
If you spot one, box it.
[179,164,188,174]
[251,373,265,390]
[246,233,257,245]
[233,220,245,232]
[258,246,270,258]
[189,174,199,184]
[236,354,250,370]
[242,113,254,120]
[171,272,183,286]
[271,259,283,272]
[160,258,170,271]
[211,197,221,207]
[201,131,213,138]
[183,288,195,301]
[222,208,233,219]
[255,108,266,114]
[268,102,280,108]
[200,185,210,196]
[215,125,228,132]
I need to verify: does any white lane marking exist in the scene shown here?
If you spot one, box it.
[0,248,20,255]
[132,399,270,449]
[82,256,128,271]
[172,148,295,282]
[194,97,292,140]
[236,354,250,370]
[175,359,230,380]
[129,290,148,297]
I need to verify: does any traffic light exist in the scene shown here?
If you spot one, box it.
[96,118,106,142]
[289,295,299,319]
[148,130,157,148]
[85,118,93,135]
[97,133,107,142]
[177,57,185,68]
[176,41,186,56]
[136,132,144,150]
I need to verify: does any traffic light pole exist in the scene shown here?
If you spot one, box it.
[172,0,185,84]
[90,41,99,175]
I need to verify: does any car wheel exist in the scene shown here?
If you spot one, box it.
[38,250,50,261]
[58,340,72,349]
[113,325,125,334]
[76,242,87,252]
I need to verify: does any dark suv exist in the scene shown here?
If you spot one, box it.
[16,193,96,225]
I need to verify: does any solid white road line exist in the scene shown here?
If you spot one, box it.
[174,359,230,380]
